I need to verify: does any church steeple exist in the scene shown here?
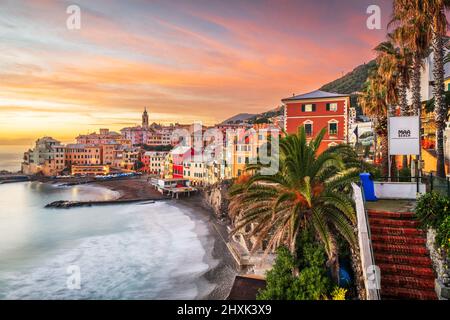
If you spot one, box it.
[142,107,149,128]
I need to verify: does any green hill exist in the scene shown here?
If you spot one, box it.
[220,60,376,124]
[320,60,376,115]
[320,60,376,94]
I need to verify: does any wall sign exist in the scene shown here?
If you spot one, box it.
[388,116,420,155]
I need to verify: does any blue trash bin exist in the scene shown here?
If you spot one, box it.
[360,173,377,201]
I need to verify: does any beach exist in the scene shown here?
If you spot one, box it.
[89,177,239,299]
[91,177,239,299]
[0,178,238,299]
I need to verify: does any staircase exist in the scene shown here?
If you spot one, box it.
[368,209,437,300]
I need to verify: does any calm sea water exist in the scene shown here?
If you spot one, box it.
[0,145,26,172]
[0,182,216,299]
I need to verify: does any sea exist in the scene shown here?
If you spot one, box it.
[0,181,221,299]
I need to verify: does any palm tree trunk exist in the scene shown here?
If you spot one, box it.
[380,133,389,176]
[411,54,422,116]
[399,75,409,169]
[433,32,447,178]
[398,74,409,116]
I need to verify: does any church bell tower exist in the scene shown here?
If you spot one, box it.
[142,108,149,128]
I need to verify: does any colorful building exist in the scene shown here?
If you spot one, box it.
[22,137,65,176]
[282,90,350,153]
[65,144,102,166]
[141,151,168,175]
[76,128,122,145]
[164,146,193,179]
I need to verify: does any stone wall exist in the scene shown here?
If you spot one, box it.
[426,228,450,300]
[201,180,232,221]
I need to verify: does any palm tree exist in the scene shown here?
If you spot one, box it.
[390,0,432,116]
[424,0,450,178]
[376,35,413,117]
[359,71,389,175]
[229,127,360,281]
[375,38,414,171]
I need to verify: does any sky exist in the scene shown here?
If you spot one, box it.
[0,0,392,145]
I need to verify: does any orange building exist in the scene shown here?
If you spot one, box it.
[282,90,350,153]
[65,144,102,166]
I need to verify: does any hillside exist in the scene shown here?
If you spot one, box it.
[220,60,376,124]
[320,60,376,94]
[320,60,376,115]
[221,113,257,124]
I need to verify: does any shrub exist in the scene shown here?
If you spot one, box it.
[331,287,347,300]
[436,215,450,250]
[415,192,449,229]
[256,247,296,300]
[257,244,330,300]
[398,167,411,182]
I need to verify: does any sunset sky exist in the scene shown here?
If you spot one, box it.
[0,0,391,145]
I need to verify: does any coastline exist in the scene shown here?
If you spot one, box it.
[176,196,238,300]
[15,177,238,299]
[62,177,238,299]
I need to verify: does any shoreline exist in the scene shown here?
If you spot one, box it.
[175,196,238,300]
[6,177,238,299]
[57,177,238,299]
[87,177,238,299]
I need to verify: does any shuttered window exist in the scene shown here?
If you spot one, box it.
[302,104,316,112]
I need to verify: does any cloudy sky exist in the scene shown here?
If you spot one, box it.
[0,0,391,144]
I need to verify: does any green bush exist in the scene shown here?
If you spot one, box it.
[436,215,450,250]
[415,192,449,229]
[416,192,450,251]
[398,167,411,182]
[257,244,330,300]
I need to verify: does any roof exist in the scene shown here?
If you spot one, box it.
[227,275,266,300]
[282,90,349,102]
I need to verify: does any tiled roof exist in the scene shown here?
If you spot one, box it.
[282,90,349,102]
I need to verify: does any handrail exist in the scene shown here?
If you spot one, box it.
[352,182,381,300]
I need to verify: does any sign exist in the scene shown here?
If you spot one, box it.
[388,116,420,155]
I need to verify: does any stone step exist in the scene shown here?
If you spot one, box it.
[378,263,434,278]
[382,287,437,300]
[374,253,433,267]
[371,234,426,245]
[382,274,435,290]
[368,210,415,219]
[370,217,420,228]
[373,243,428,256]
[371,226,425,237]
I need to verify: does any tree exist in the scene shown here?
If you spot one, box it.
[375,37,415,171]
[390,0,432,116]
[359,71,389,175]
[425,0,450,178]
[229,127,360,280]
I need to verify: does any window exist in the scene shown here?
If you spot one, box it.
[326,103,338,112]
[329,122,338,135]
[302,104,316,112]
[304,123,313,136]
